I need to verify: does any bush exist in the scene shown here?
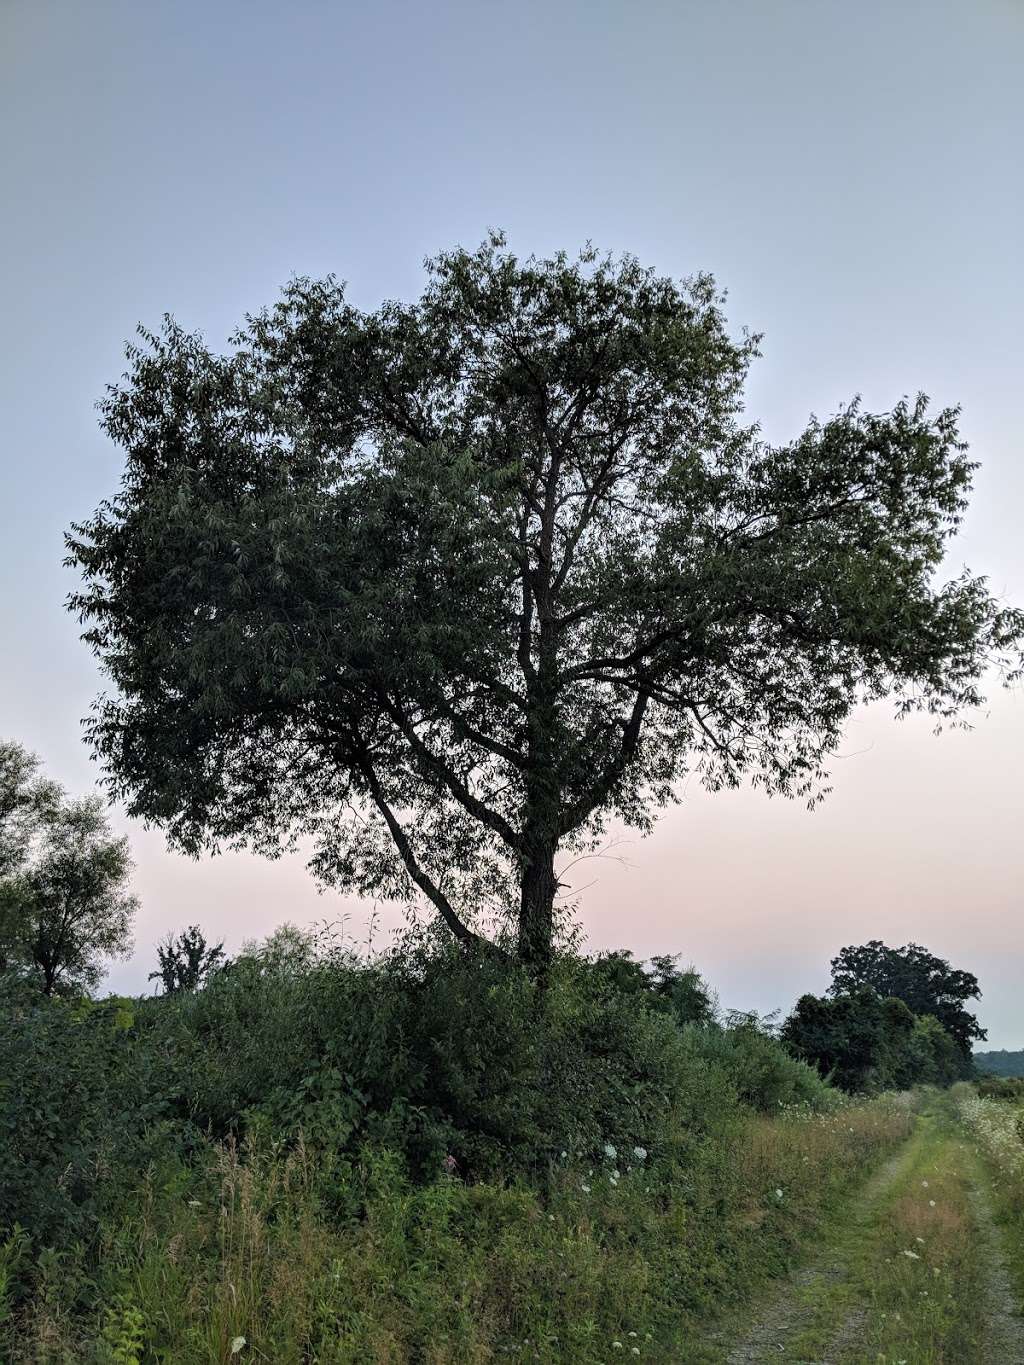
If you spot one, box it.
[3,934,926,1360]
[0,934,760,1249]
[685,1014,838,1113]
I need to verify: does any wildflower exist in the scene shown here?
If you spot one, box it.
[443,1154,458,1173]
[188,1200,201,1207]
[633,1146,647,1161]
[632,1351,641,1357]
[774,1188,784,1200]
[928,1199,936,1207]
[560,1150,567,1159]
[628,1332,637,1338]
[581,1183,591,1193]
[921,1180,928,1188]
[612,1342,623,1351]
[230,1339,246,1356]
[612,1169,621,1181]
[548,1214,555,1222]
[604,1144,618,1160]
[915,1237,925,1244]
[902,1250,920,1260]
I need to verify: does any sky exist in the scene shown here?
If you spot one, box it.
[1,0,1021,1043]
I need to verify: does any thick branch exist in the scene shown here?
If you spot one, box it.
[559,689,650,835]
[382,699,524,853]
[356,756,487,951]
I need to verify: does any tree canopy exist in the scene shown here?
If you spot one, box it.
[67,235,1024,966]
[828,939,985,1057]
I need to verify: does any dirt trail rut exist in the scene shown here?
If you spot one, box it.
[723,1142,915,1365]
[967,1178,1024,1365]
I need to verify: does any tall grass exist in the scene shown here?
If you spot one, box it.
[955,1081,1024,1298]
[3,1096,913,1362]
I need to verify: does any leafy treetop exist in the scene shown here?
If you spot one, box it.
[67,235,1023,966]
[829,939,985,1055]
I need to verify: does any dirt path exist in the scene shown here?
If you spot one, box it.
[966,1176,1024,1365]
[718,1107,1024,1365]
[723,1141,917,1365]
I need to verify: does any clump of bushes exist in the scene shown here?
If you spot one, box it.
[0,928,899,1359]
[976,1074,1024,1102]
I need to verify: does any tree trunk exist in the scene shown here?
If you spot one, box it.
[518,836,558,973]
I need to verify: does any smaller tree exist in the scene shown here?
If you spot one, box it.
[0,748,137,997]
[149,924,226,994]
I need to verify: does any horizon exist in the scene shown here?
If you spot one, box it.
[2,0,1021,1044]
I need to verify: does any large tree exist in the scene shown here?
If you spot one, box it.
[829,939,985,1059]
[68,236,1023,969]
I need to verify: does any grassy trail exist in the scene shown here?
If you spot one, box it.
[714,1099,1024,1365]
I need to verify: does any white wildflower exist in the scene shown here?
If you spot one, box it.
[612,1342,623,1351]
[632,1146,647,1161]
[774,1188,784,1200]
[581,1183,591,1193]
[929,1200,936,1207]
[902,1250,920,1260]
[230,1339,246,1356]
[604,1144,618,1160]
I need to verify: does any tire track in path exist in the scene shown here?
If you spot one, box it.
[722,1138,918,1365]
[966,1172,1024,1365]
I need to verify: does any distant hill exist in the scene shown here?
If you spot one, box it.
[974,1049,1024,1077]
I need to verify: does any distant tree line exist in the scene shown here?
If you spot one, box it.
[974,1049,1024,1078]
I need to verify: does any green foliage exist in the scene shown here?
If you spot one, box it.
[0,1226,29,1331]
[99,1299,145,1365]
[689,1013,837,1112]
[829,939,984,1061]
[148,923,226,994]
[782,983,965,1092]
[67,237,1023,965]
[975,1074,1024,1101]
[0,994,182,1246]
[0,932,839,1266]
[587,950,717,1029]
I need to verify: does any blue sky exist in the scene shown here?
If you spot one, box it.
[2,0,1021,1041]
